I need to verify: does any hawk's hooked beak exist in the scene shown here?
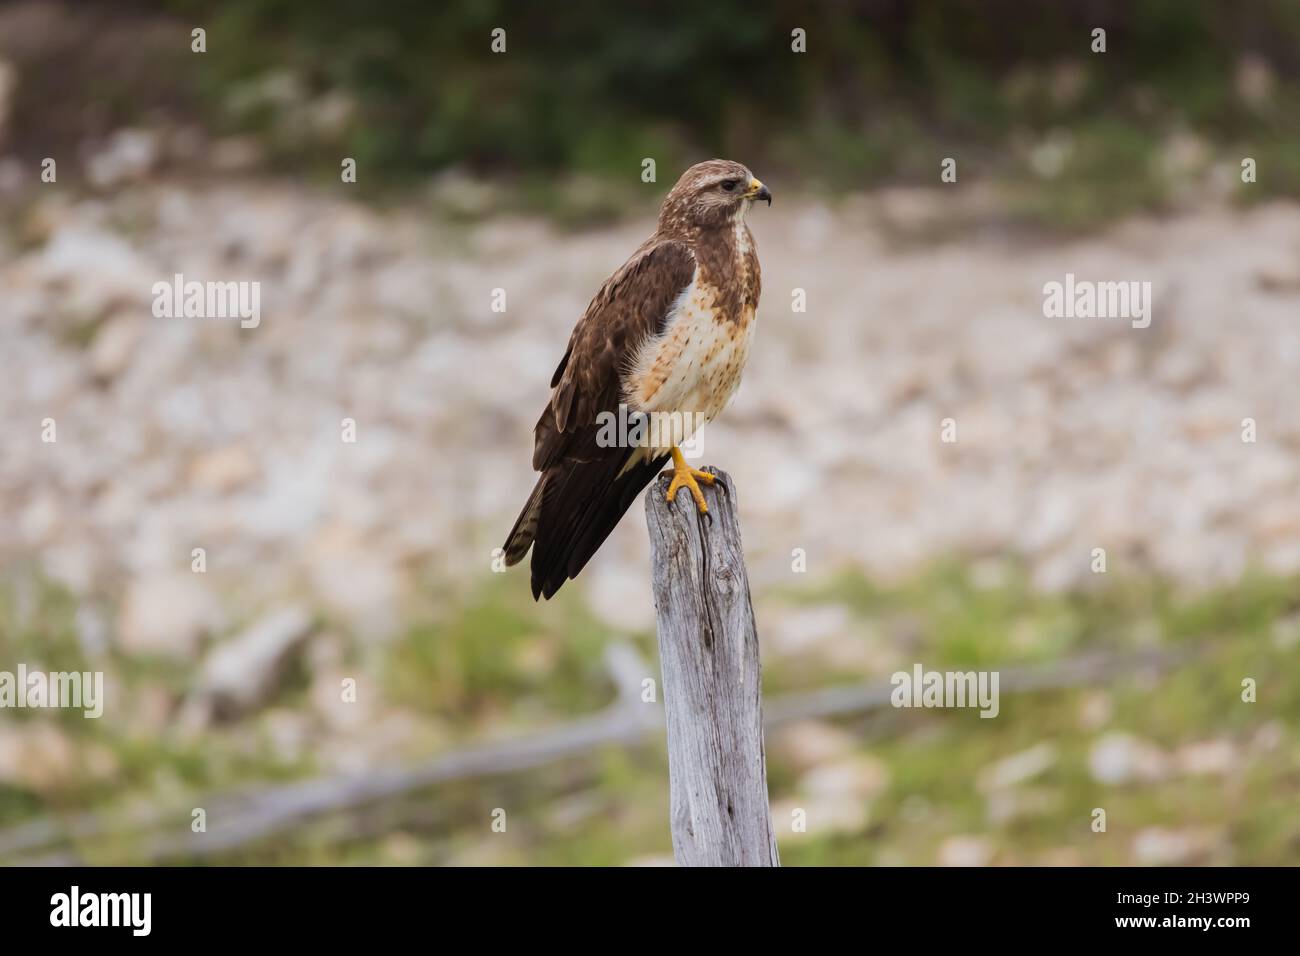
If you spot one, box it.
[743,177,772,206]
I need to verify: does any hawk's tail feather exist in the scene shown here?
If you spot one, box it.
[529,451,670,600]
[502,477,546,567]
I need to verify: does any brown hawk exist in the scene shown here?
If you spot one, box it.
[503,159,770,600]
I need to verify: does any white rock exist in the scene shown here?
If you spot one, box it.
[979,743,1057,791]
[1174,739,1236,777]
[90,314,143,382]
[938,835,994,867]
[117,572,226,660]
[38,223,155,321]
[1076,691,1113,731]
[772,720,858,771]
[85,128,160,188]
[188,445,259,493]
[800,754,889,801]
[192,606,314,719]
[1088,732,1170,785]
[770,796,867,839]
[0,722,78,792]
[1133,827,1216,865]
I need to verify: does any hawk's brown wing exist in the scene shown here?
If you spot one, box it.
[503,238,696,600]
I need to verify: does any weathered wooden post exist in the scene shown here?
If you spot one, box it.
[645,467,780,867]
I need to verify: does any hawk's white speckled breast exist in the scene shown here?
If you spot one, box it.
[625,267,757,444]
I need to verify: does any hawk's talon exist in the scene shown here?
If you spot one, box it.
[665,447,713,516]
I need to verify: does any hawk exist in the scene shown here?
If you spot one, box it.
[503,159,771,600]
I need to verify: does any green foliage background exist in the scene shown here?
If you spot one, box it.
[146,0,1300,192]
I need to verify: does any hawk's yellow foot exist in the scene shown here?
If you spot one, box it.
[665,447,715,514]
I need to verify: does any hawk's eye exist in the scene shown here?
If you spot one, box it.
[720,179,740,192]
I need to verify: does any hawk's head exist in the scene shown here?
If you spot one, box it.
[659,159,771,233]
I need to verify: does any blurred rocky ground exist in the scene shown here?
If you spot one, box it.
[2,149,1299,660]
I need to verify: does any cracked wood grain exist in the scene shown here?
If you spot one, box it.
[645,467,780,867]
